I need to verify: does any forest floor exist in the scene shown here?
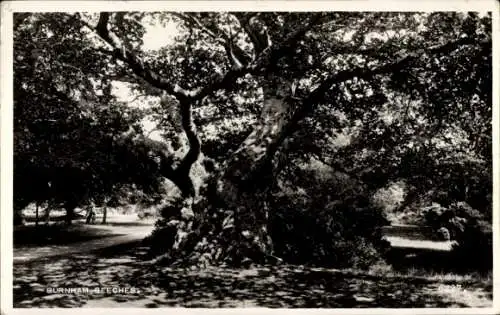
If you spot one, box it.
[13,218,492,308]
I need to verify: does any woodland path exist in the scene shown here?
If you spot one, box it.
[14,216,154,263]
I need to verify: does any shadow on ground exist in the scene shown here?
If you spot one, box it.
[13,242,492,308]
[14,224,124,247]
[101,221,156,227]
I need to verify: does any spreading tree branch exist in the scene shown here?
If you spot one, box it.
[92,12,202,196]
[170,12,251,68]
[175,99,201,176]
[255,36,488,177]
[170,12,221,42]
[309,36,484,102]
[232,12,270,56]
[95,12,196,101]
[193,13,325,101]
[89,12,324,102]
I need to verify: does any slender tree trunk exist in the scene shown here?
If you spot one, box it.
[35,202,39,227]
[66,207,74,225]
[102,205,107,224]
[45,206,51,225]
[85,207,91,224]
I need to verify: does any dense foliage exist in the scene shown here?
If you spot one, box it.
[14,13,174,222]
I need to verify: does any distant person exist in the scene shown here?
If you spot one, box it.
[85,205,96,224]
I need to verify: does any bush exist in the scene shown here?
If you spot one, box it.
[423,201,492,271]
[269,189,390,269]
[452,222,492,271]
[144,198,184,255]
[448,202,492,271]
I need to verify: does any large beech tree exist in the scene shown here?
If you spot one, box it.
[14,12,491,265]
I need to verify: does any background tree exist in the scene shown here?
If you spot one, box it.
[14,13,173,224]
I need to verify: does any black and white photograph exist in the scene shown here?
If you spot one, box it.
[1,0,497,311]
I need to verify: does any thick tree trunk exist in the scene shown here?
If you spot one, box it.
[160,77,297,267]
[212,78,294,258]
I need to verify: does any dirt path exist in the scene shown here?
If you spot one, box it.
[14,224,153,263]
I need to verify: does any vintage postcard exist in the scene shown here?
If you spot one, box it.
[1,0,498,314]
